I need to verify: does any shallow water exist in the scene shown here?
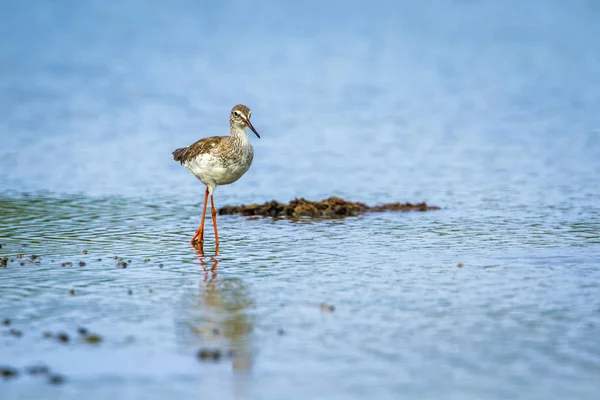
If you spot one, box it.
[1,1,600,399]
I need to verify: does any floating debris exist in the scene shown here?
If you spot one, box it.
[128,289,133,295]
[319,303,336,313]
[0,366,18,379]
[2,318,10,326]
[0,256,7,268]
[82,250,88,255]
[159,263,164,268]
[277,328,285,336]
[43,327,102,345]
[143,258,150,263]
[9,328,23,338]
[219,197,439,219]
[48,374,66,385]
[197,348,222,362]
[56,332,70,343]
[79,261,86,267]
[69,289,75,296]
[77,326,103,344]
[457,263,464,268]
[83,334,102,344]
[26,364,49,375]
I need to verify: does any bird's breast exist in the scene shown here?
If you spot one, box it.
[185,145,253,187]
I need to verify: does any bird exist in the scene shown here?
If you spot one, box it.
[172,104,260,250]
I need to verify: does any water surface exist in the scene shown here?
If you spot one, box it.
[1,1,600,399]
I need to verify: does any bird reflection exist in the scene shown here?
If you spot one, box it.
[185,248,255,372]
[197,247,219,281]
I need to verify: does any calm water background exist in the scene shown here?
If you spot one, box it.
[1,1,600,399]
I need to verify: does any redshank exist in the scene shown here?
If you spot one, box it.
[172,104,260,250]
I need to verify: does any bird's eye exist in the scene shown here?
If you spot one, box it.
[233,111,239,117]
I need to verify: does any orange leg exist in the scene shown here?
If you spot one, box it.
[191,187,209,249]
[210,194,219,249]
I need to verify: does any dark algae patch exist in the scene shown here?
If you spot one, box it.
[41,327,103,346]
[56,332,70,343]
[319,303,336,313]
[0,366,18,379]
[77,326,103,344]
[197,348,224,362]
[83,334,102,344]
[2,364,66,385]
[1,363,65,385]
[26,364,49,375]
[48,374,66,385]
[9,328,23,337]
[219,196,439,218]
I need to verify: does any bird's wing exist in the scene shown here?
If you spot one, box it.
[172,136,227,164]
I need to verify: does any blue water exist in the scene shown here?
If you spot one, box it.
[1,1,600,399]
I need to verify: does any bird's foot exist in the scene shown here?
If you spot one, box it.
[190,230,204,250]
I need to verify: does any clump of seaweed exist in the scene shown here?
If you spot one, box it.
[219,196,439,219]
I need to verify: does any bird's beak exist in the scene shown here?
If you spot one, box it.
[243,119,260,139]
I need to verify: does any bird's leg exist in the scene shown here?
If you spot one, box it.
[210,194,219,249]
[191,187,209,249]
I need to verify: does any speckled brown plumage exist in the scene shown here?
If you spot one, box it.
[172,136,227,164]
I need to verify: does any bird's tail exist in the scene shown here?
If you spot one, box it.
[172,147,189,164]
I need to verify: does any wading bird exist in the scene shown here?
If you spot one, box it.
[172,104,260,250]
